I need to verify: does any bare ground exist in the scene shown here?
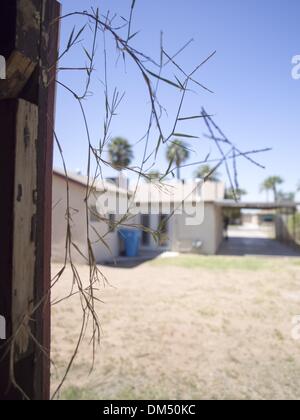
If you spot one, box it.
[51,256,300,400]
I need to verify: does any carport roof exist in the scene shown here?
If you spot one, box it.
[216,200,297,210]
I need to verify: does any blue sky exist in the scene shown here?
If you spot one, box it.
[55,0,300,201]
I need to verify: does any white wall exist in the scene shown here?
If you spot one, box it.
[137,202,223,255]
[52,174,121,265]
[171,203,223,255]
[202,181,225,201]
[52,174,89,264]
[89,191,121,263]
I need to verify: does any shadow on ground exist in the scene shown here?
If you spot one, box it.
[105,225,300,266]
[218,232,300,257]
[104,250,164,268]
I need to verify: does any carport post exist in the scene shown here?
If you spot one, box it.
[0,0,60,400]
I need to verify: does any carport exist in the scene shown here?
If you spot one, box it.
[216,201,299,257]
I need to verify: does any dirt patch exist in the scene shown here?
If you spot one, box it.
[51,258,300,400]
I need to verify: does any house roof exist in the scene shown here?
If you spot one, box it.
[53,169,226,203]
[133,180,225,204]
[53,169,130,195]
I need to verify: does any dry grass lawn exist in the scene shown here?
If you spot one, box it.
[51,255,300,400]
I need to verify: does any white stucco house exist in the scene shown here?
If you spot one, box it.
[52,169,129,264]
[132,180,225,255]
[52,170,225,264]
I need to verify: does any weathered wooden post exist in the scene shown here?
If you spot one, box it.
[0,0,60,400]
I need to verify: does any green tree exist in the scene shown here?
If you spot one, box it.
[194,164,220,182]
[225,188,247,201]
[260,176,284,202]
[108,137,134,170]
[166,140,190,180]
[277,191,295,203]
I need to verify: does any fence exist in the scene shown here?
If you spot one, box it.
[275,211,300,245]
[289,213,300,245]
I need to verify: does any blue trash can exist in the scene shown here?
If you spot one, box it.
[118,229,141,257]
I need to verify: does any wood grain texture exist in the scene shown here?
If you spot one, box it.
[0,0,60,400]
[12,99,38,357]
[0,0,40,99]
[0,51,37,99]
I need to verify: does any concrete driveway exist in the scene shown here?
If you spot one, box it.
[218,224,300,257]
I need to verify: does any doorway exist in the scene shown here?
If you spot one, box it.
[141,214,151,246]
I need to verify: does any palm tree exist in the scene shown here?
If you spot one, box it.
[108,137,133,170]
[194,164,220,182]
[225,188,247,201]
[166,140,190,180]
[260,176,284,202]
